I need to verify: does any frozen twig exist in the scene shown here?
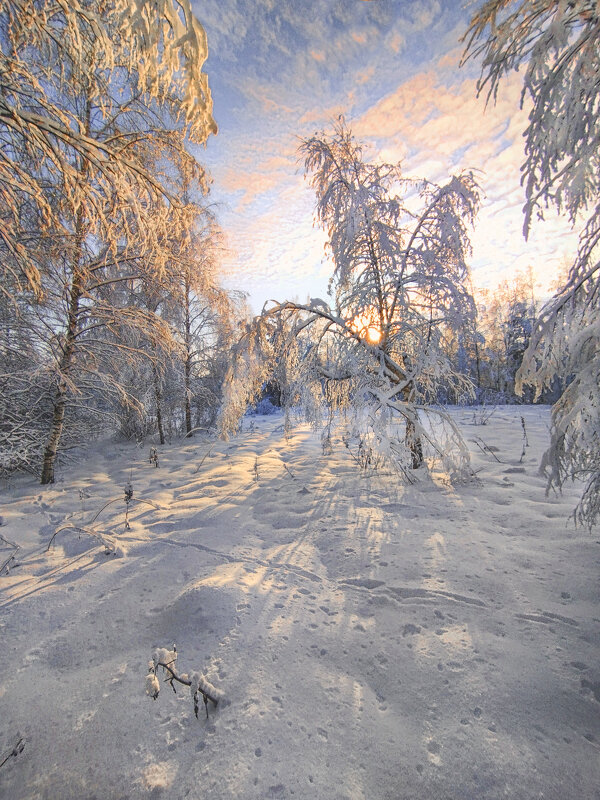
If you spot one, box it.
[194,444,214,473]
[471,437,504,463]
[471,405,497,426]
[146,646,222,720]
[0,533,20,575]
[519,416,529,463]
[46,524,117,554]
[0,737,25,771]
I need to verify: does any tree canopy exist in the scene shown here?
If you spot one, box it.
[221,120,481,479]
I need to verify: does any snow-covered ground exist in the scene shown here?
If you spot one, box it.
[1,406,599,799]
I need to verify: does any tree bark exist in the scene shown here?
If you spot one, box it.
[40,263,84,484]
[402,381,423,469]
[383,353,424,470]
[40,382,67,484]
[405,417,424,469]
[184,274,193,437]
[40,83,91,485]
[152,365,165,445]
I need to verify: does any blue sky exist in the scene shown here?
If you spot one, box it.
[192,0,576,312]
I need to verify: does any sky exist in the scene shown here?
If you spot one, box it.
[191,0,577,313]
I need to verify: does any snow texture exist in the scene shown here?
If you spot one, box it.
[0,408,598,799]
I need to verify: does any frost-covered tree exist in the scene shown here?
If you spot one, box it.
[161,169,237,436]
[0,286,55,477]
[221,120,481,478]
[471,268,542,401]
[0,0,219,481]
[117,203,241,442]
[0,0,216,298]
[463,1,600,526]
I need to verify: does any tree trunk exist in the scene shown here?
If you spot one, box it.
[379,351,424,469]
[153,366,165,445]
[405,417,424,470]
[474,337,482,390]
[184,355,192,436]
[40,382,67,484]
[40,85,91,485]
[184,274,193,437]
[40,264,84,484]
[402,381,423,469]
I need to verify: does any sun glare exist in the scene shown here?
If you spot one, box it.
[350,312,382,344]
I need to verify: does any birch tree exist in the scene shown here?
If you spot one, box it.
[463,0,600,526]
[120,204,238,442]
[221,120,480,479]
[0,0,216,298]
[0,0,218,483]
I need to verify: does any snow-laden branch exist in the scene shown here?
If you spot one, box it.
[146,646,222,719]
[463,0,600,526]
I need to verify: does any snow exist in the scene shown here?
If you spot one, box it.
[0,407,599,798]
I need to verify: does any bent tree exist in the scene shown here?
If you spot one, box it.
[221,120,480,479]
[463,0,600,526]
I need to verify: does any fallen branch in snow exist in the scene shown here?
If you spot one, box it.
[0,737,25,771]
[146,646,222,720]
[0,554,17,576]
[185,426,212,438]
[46,483,164,558]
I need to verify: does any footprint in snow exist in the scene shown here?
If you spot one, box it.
[339,577,385,590]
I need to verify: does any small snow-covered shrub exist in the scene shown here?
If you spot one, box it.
[471,405,497,426]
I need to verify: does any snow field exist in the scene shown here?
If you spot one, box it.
[0,407,599,799]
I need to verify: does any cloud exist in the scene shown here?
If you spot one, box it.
[388,32,406,54]
[356,65,376,85]
[196,0,579,312]
[352,53,580,292]
[220,177,333,311]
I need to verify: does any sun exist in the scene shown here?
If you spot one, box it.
[349,312,382,344]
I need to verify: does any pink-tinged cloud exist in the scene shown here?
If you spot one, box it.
[353,56,579,292]
[356,65,376,85]
[220,176,333,311]
[388,32,405,54]
[211,33,580,312]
